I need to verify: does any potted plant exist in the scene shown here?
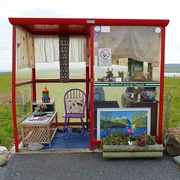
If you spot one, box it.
[33,104,47,116]
[101,131,163,158]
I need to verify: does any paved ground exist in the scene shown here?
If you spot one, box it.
[0,151,180,180]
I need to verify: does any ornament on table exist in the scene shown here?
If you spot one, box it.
[42,87,50,102]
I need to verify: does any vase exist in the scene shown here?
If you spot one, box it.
[102,144,163,158]
[143,87,157,102]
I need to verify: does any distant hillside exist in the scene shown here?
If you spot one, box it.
[1,64,179,73]
[0,70,11,74]
[165,64,180,73]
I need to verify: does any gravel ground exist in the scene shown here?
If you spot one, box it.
[0,152,180,180]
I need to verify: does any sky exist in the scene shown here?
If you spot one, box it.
[0,0,180,71]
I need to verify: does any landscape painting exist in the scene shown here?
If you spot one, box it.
[97,108,151,140]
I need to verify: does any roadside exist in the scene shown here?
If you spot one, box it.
[0,151,179,180]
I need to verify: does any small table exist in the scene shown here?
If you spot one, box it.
[21,111,58,147]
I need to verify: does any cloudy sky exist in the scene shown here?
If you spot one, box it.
[0,0,179,71]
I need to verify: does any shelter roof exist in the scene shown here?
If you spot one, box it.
[8,18,169,36]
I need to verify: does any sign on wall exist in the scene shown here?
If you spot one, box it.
[98,48,111,66]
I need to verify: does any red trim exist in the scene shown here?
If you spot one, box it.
[90,26,95,150]
[12,26,19,152]
[8,18,169,36]
[9,17,169,26]
[35,79,87,83]
[157,27,166,144]
[86,66,90,129]
[16,80,33,86]
[92,140,100,146]
[16,79,87,86]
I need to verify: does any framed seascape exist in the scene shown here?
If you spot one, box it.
[97,108,151,140]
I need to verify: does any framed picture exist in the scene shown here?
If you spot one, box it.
[97,108,151,140]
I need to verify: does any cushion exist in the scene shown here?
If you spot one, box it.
[66,98,84,113]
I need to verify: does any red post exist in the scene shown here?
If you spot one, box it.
[12,25,19,152]
[90,26,95,150]
[158,26,166,144]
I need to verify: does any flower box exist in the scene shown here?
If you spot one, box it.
[101,131,164,158]
[102,144,164,158]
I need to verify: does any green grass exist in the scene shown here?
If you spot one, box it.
[163,77,180,133]
[0,73,180,151]
[0,73,11,91]
[0,105,14,149]
[0,74,13,149]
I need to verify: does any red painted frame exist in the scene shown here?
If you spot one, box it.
[9,18,169,152]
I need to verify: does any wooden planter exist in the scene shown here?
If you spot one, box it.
[103,144,164,158]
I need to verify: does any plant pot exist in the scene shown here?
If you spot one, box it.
[143,87,157,102]
[103,144,163,158]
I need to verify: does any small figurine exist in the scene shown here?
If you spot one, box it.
[42,87,50,102]
[117,71,125,80]
[106,68,113,81]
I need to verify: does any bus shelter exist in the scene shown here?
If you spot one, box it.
[9,18,169,152]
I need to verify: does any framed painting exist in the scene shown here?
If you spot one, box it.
[97,108,151,140]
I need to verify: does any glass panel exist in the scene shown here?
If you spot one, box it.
[93,26,161,137]
[94,26,161,83]
[36,62,59,79]
[16,84,32,123]
[16,68,32,82]
[35,62,86,79]
[36,83,86,123]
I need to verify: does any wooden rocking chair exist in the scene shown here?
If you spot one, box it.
[62,88,87,136]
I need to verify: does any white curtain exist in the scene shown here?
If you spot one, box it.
[16,27,35,70]
[34,35,59,63]
[69,37,86,62]
[34,36,86,63]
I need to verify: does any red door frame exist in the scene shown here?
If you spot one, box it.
[89,22,169,149]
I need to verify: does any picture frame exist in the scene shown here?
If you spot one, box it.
[97,108,151,140]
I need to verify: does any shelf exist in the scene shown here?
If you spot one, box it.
[94,81,160,87]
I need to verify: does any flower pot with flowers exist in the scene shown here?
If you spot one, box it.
[101,131,163,158]
[33,104,47,116]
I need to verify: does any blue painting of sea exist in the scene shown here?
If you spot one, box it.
[100,127,147,139]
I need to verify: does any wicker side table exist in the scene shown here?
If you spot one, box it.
[21,111,58,147]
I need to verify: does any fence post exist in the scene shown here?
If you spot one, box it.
[23,90,27,116]
[165,92,171,125]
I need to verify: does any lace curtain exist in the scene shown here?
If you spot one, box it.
[16,27,35,70]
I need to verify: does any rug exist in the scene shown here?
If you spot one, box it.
[43,128,90,149]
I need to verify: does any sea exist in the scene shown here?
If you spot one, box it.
[164,73,180,77]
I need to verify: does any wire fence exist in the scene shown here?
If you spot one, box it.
[0,86,32,142]
[0,90,12,105]
[164,80,180,129]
